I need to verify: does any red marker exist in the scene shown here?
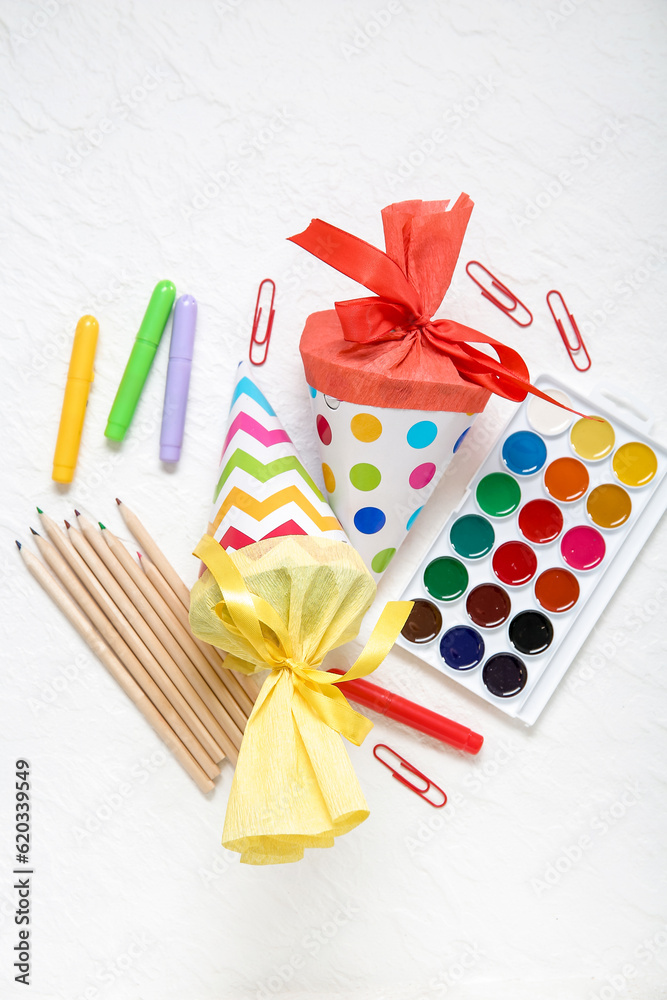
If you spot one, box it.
[330,669,483,754]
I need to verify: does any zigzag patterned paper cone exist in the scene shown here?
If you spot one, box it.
[207,363,348,550]
[309,388,478,577]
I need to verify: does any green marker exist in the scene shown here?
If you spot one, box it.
[105,280,176,441]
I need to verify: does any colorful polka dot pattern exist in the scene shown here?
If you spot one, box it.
[354,507,386,534]
[371,547,396,573]
[309,386,476,575]
[409,463,436,489]
[316,414,332,445]
[407,506,423,530]
[351,413,382,442]
[349,463,381,491]
[407,420,438,449]
[322,463,335,493]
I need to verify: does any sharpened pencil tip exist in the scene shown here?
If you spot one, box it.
[99,522,106,530]
[15,540,21,550]
[30,527,39,536]
[74,509,81,517]
[64,520,71,529]
[137,551,142,560]
[115,498,122,505]
[36,507,43,514]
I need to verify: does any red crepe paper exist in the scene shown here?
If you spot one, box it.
[290,196,583,414]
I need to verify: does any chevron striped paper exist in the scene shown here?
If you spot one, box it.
[207,363,348,552]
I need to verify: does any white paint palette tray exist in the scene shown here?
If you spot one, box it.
[396,376,667,724]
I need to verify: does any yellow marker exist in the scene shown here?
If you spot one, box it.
[52,315,99,483]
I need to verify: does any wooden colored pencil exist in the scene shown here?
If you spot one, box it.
[66,521,235,764]
[142,554,261,707]
[116,498,191,605]
[38,509,120,616]
[76,513,244,754]
[101,525,249,731]
[31,527,220,780]
[115,498,260,703]
[17,542,214,794]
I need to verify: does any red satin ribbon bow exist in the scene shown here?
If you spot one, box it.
[289,198,582,412]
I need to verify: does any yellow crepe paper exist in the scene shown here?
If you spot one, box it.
[189,533,412,865]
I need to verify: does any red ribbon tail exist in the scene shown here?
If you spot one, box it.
[455,354,589,418]
[288,219,424,316]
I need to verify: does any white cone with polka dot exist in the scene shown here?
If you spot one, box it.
[308,386,479,577]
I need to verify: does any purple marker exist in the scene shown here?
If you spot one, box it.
[159,294,197,462]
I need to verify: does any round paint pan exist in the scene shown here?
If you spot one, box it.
[501,431,547,476]
[569,417,615,462]
[508,610,554,655]
[526,390,573,436]
[423,557,469,602]
[492,541,538,587]
[534,567,580,613]
[482,653,528,698]
[560,525,606,571]
[476,472,521,518]
[449,514,495,560]
[586,483,631,530]
[518,498,563,544]
[612,441,658,488]
[544,457,589,503]
[439,626,485,671]
[466,583,512,629]
[400,598,443,644]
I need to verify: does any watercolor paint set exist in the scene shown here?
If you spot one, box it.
[397,375,667,724]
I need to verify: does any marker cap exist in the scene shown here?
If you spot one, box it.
[169,295,197,360]
[68,316,99,380]
[137,280,177,346]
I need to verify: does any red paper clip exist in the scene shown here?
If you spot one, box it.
[466,260,533,327]
[546,289,591,372]
[373,744,447,808]
[249,278,276,366]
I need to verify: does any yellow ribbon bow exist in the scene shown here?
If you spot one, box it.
[194,532,412,745]
[190,533,413,864]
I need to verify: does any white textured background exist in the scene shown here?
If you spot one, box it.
[2,1,667,998]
